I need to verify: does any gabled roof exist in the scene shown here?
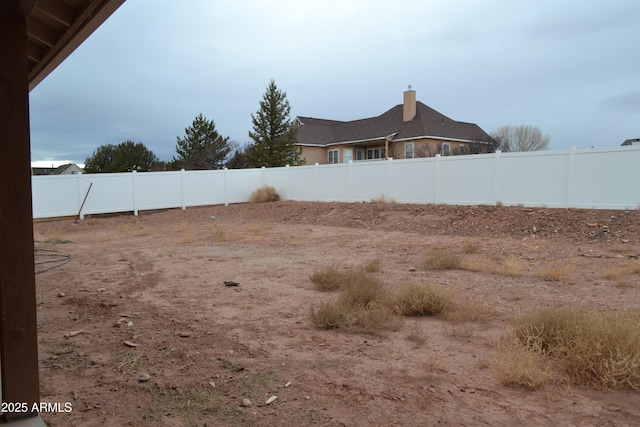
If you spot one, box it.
[296,101,492,146]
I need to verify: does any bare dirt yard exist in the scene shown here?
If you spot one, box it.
[33,201,640,426]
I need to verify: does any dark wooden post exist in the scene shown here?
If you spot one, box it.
[0,18,41,421]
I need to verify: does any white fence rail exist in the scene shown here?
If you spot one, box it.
[32,146,640,219]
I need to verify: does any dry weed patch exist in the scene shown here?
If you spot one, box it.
[422,247,460,270]
[537,261,576,282]
[460,255,494,273]
[310,268,355,291]
[603,259,640,286]
[462,241,481,254]
[370,195,396,204]
[496,255,525,276]
[363,259,382,273]
[249,186,280,203]
[494,339,555,390]
[499,306,640,390]
[390,281,455,317]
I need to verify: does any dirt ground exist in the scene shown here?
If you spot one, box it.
[33,201,640,426]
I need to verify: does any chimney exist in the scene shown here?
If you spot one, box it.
[403,85,416,122]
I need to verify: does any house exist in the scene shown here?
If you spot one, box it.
[621,138,640,146]
[31,163,84,176]
[295,88,494,165]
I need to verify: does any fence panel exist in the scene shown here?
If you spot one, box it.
[571,147,640,209]
[499,151,569,207]
[438,154,496,205]
[32,175,84,218]
[80,173,134,215]
[136,171,183,211]
[285,164,318,201]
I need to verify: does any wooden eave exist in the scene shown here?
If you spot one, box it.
[0,0,126,91]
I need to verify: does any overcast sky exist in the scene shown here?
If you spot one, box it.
[29,0,640,166]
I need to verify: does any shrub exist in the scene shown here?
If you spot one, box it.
[363,259,381,273]
[537,261,575,282]
[338,274,385,308]
[496,255,524,276]
[309,301,347,329]
[310,268,352,291]
[502,306,640,390]
[390,281,455,317]
[249,186,280,203]
[370,195,396,204]
[421,247,460,270]
[462,241,480,254]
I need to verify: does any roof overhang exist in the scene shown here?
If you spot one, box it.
[0,0,126,91]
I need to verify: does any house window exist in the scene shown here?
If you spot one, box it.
[328,149,339,164]
[366,148,386,159]
[442,143,450,156]
[343,148,353,163]
[356,149,364,161]
[459,145,467,155]
[405,143,414,159]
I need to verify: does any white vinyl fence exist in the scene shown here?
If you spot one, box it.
[32,145,640,219]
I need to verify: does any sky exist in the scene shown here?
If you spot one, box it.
[29,0,640,167]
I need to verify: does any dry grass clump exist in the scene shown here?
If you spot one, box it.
[363,259,382,273]
[462,241,481,254]
[603,259,640,286]
[494,339,554,390]
[496,255,525,276]
[421,247,460,270]
[537,261,575,282]
[497,305,640,390]
[310,268,355,291]
[370,195,396,204]
[460,255,494,273]
[309,301,347,329]
[389,281,455,317]
[309,273,395,334]
[249,185,280,203]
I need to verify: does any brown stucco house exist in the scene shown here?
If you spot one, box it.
[295,88,494,164]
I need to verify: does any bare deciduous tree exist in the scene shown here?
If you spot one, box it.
[491,125,550,152]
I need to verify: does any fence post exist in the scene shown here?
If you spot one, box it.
[181,169,186,210]
[261,166,266,186]
[224,167,229,206]
[348,161,353,202]
[387,157,393,201]
[132,170,138,216]
[285,164,290,201]
[494,150,502,205]
[435,154,441,204]
[77,173,83,219]
[565,146,576,208]
[314,163,319,202]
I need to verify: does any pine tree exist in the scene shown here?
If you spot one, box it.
[173,114,230,170]
[246,80,304,167]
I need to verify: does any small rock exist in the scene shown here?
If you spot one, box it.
[58,292,66,297]
[265,395,277,405]
[409,267,416,272]
[179,332,191,338]
[139,373,150,382]
[124,340,139,347]
[65,330,84,338]
[209,380,216,388]
[284,381,292,388]
[241,398,252,407]
[210,216,216,220]
[224,281,239,287]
